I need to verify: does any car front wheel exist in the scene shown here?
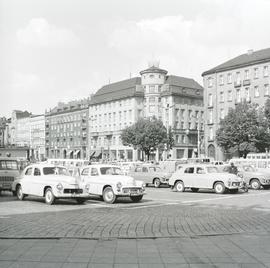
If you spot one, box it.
[45,188,55,205]
[130,195,143,202]
[17,185,25,200]
[214,182,225,194]
[153,178,161,188]
[250,179,261,190]
[174,181,185,192]
[103,187,116,204]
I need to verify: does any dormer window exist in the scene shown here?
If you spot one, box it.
[149,74,154,78]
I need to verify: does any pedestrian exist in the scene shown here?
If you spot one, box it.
[229,162,238,175]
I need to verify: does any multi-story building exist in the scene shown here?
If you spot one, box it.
[202,47,270,160]
[45,99,90,159]
[0,117,8,147]
[9,110,31,147]
[89,62,204,161]
[30,114,45,161]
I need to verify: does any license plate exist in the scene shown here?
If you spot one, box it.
[130,190,138,195]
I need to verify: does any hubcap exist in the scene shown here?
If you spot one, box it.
[252,181,259,189]
[46,191,52,202]
[216,184,223,192]
[105,190,114,201]
[18,187,22,198]
[176,183,183,191]
[155,180,160,187]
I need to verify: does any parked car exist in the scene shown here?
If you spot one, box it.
[219,164,270,190]
[169,164,242,194]
[80,164,145,203]
[128,165,171,188]
[0,157,21,195]
[12,164,89,205]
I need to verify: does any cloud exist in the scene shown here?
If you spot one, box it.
[108,0,270,82]
[17,18,81,47]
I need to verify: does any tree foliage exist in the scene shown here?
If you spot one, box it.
[216,101,270,158]
[121,117,169,160]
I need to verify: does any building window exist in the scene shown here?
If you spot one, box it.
[264,66,269,77]
[227,73,232,84]
[220,92,224,102]
[208,93,213,106]
[219,75,224,85]
[220,109,225,120]
[188,122,191,129]
[188,110,192,119]
[254,86,260,98]
[244,69,249,80]
[209,127,214,140]
[149,85,155,93]
[265,84,269,96]
[181,121,184,129]
[209,109,213,124]
[149,105,155,113]
[245,87,250,101]
[236,89,241,103]
[228,90,232,102]
[254,67,258,79]
[149,97,155,103]
[208,77,213,87]
[236,72,241,84]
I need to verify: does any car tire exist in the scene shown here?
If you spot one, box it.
[263,185,270,190]
[174,181,185,192]
[130,195,143,202]
[44,188,55,205]
[16,185,25,200]
[250,179,261,190]
[76,198,86,204]
[153,178,161,188]
[191,188,199,193]
[214,182,225,194]
[12,191,17,196]
[103,187,116,204]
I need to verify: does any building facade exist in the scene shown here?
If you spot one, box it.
[45,99,90,159]
[0,117,8,147]
[30,114,45,161]
[89,62,204,161]
[202,48,270,160]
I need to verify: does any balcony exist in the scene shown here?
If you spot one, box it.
[104,131,113,136]
[91,132,99,137]
[234,81,241,87]
[243,79,251,86]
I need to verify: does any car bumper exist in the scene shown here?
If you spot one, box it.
[227,182,241,189]
[117,187,145,196]
[54,188,89,198]
[160,178,169,184]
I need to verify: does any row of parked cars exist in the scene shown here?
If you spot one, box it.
[2,157,270,205]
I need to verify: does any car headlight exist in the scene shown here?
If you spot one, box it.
[85,184,90,191]
[116,182,122,191]
[227,179,231,186]
[261,178,266,183]
[142,183,146,190]
[56,183,63,191]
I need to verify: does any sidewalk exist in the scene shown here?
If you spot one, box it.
[0,234,269,267]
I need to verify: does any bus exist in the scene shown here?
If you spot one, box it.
[229,158,270,170]
[45,159,90,169]
[246,153,270,160]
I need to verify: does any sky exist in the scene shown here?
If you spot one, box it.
[1,0,270,117]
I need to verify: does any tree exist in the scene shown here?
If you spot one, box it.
[121,117,168,160]
[216,102,259,158]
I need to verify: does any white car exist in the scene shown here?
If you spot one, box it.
[80,164,146,203]
[12,164,89,205]
[169,164,242,194]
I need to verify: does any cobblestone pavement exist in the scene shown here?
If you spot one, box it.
[1,235,270,267]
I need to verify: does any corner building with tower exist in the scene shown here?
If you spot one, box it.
[89,62,204,161]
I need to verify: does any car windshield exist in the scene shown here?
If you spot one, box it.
[149,167,161,172]
[100,167,123,175]
[43,167,69,176]
[206,166,219,173]
[242,165,256,172]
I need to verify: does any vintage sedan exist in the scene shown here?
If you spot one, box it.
[80,164,145,203]
[220,164,270,190]
[12,164,89,205]
[128,165,171,188]
[169,164,242,194]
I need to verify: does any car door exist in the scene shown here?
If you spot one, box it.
[21,167,33,194]
[195,166,209,188]
[30,167,43,196]
[87,167,100,195]
[182,166,195,187]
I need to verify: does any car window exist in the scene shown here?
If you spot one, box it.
[34,168,41,176]
[0,160,18,170]
[81,168,89,176]
[223,166,230,172]
[91,168,99,176]
[184,167,194,173]
[43,167,69,176]
[100,167,123,175]
[196,167,206,174]
[242,165,255,172]
[135,167,142,172]
[142,167,148,173]
[25,167,33,176]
